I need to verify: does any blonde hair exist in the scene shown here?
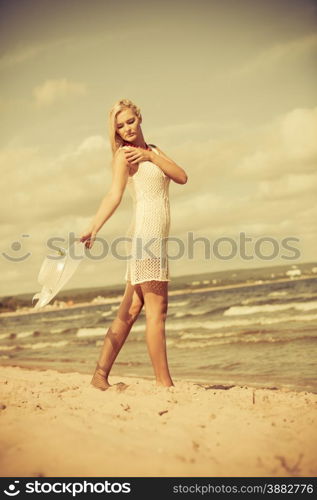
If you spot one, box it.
[108,99,142,156]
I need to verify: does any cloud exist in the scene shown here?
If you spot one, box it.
[0,39,71,71]
[235,106,317,181]
[231,32,317,77]
[77,135,108,154]
[281,107,317,160]
[0,135,110,225]
[33,78,87,107]
[256,174,317,201]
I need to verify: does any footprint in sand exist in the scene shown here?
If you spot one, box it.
[111,382,129,392]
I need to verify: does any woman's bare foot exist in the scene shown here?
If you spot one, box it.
[90,364,111,391]
[90,364,129,392]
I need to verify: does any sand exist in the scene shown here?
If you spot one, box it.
[0,366,316,477]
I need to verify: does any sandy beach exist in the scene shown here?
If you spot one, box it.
[0,366,316,477]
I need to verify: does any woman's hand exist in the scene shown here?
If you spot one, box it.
[123,146,153,165]
[79,226,97,249]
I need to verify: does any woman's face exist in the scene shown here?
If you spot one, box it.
[116,108,141,142]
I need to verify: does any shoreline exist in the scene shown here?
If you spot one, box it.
[0,365,316,477]
[2,360,315,395]
[1,275,316,318]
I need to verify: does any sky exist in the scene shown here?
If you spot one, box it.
[1,0,316,295]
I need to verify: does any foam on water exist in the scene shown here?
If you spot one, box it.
[0,340,69,350]
[76,327,106,338]
[224,301,317,316]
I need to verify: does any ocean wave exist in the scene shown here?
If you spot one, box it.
[76,327,106,338]
[241,292,288,305]
[101,311,113,317]
[173,309,211,318]
[169,300,190,307]
[166,313,317,333]
[170,334,316,349]
[0,330,36,340]
[39,313,86,322]
[0,333,11,340]
[268,291,289,297]
[28,311,317,343]
[180,331,241,340]
[16,331,35,339]
[0,340,69,351]
[224,301,317,316]
[172,297,317,319]
[200,313,317,329]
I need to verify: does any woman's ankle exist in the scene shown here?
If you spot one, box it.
[95,363,110,378]
[156,378,174,387]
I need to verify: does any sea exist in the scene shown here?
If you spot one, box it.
[1,263,316,394]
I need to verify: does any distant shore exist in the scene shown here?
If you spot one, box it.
[1,275,316,318]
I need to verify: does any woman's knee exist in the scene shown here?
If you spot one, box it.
[145,300,168,323]
[147,311,167,324]
[117,285,144,326]
[116,302,143,327]
[128,301,144,324]
[140,281,168,322]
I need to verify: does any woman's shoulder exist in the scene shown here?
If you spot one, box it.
[115,146,128,155]
[112,147,128,165]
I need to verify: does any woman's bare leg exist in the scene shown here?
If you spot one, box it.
[140,280,174,387]
[91,280,144,390]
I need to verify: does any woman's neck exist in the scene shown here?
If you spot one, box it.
[123,139,149,149]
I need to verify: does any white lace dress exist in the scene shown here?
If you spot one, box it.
[122,144,171,285]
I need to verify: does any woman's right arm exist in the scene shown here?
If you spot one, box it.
[80,149,129,248]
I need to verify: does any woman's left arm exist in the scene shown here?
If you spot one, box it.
[150,147,188,185]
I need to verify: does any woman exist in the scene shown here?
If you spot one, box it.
[80,99,188,390]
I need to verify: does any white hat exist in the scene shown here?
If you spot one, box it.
[32,240,86,310]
